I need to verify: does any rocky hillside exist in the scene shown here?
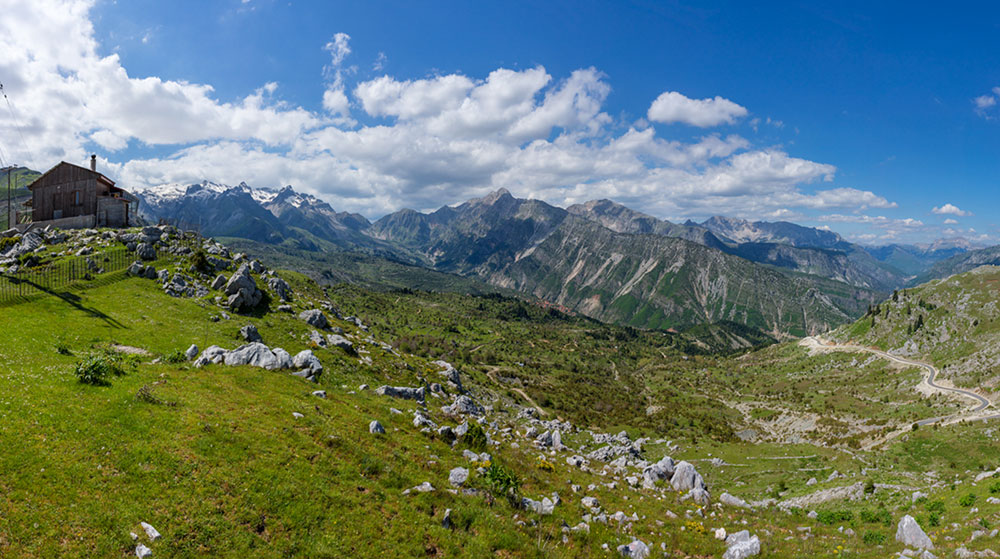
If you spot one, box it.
[913,244,1000,285]
[566,199,730,250]
[3,225,1000,558]
[568,200,903,292]
[491,216,875,337]
[372,190,880,336]
[833,265,1000,392]
[701,216,851,249]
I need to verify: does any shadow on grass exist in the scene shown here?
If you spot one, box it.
[7,277,125,328]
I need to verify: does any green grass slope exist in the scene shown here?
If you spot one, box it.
[832,265,1000,392]
[6,230,1000,558]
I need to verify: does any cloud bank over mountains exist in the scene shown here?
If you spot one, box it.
[0,0,970,245]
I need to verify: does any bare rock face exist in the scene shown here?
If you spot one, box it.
[376,385,426,402]
[225,264,263,312]
[896,514,933,550]
[298,309,329,330]
[223,343,281,370]
[670,461,706,492]
[267,276,292,301]
[723,530,761,559]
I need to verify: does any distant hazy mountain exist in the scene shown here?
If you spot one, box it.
[911,244,1000,284]
[132,182,932,335]
[372,189,879,336]
[566,200,729,250]
[134,181,374,249]
[569,202,903,291]
[864,243,969,277]
[702,215,850,249]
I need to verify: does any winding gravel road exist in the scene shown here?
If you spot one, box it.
[806,337,991,426]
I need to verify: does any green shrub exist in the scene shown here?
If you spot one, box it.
[959,492,977,507]
[924,499,945,514]
[188,248,212,275]
[928,512,940,527]
[989,481,1000,494]
[463,422,488,452]
[0,236,18,252]
[859,508,892,526]
[73,348,136,386]
[862,530,886,545]
[54,341,72,355]
[161,349,187,364]
[864,480,876,494]
[483,461,520,506]
[816,510,853,525]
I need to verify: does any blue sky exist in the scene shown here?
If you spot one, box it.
[2,0,999,245]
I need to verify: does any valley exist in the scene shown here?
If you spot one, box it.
[1,224,1000,557]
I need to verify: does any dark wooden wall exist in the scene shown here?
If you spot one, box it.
[30,163,112,221]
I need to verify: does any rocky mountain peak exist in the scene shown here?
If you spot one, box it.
[478,188,514,206]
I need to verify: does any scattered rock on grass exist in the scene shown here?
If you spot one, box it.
[239,324,262,343]
[616,539,650,558]
[298,309,329,329]
[369,420,385,435]
[896,515,933,550]
[140,522,161,541]
[402,482,434,495]
[376,385,426,402]
[449,467,469,487]
[723,530,761,559]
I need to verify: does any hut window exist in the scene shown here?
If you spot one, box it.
[73,191,81,206]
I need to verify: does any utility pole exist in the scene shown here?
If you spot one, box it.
[1,165,12,229]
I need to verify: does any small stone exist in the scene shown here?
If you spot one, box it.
[292,412,304,419]
[184,344,198,360]
[239,324,262,343]
[135,544,152,558]
[312,390,327,398]
[140,522,160,541]
[441,508,453,530]
[449,467,469,487]
[369,420,385,435]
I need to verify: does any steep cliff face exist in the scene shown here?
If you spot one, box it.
[489,217,872,337]
[568,201,904,291]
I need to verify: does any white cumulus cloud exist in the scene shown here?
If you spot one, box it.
[932,203,971,216]
[647,91,748,127]
[5,0,896,223]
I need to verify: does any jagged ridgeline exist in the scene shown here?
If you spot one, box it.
[134,182,902,338]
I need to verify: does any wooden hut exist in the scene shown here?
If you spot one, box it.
[23,156,136,229]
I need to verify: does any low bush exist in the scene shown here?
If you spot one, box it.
[859,508,892,526]
[862,530,886,545]
[463,422,488,452]
[959,492,977,507]
[483,461,520,506]
[924,499,945,514]
[161,349,187,364]
[816,510,853,525]
[73,348,136,386]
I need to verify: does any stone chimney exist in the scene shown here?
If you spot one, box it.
[90,154,96,172]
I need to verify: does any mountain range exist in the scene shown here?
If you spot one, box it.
[133,182,972,337]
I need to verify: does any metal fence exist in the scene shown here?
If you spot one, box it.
[0,246,140,305]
